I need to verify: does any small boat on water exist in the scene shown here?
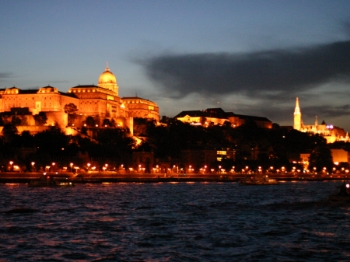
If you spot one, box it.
[28,174,74,187]
[328,182,350,203]
[240,175,278,185]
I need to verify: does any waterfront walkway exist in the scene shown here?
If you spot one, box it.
[0,172,347,184]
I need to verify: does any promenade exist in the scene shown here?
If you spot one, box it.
[0,171,348,184]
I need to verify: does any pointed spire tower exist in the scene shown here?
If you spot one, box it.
[294,97,302,130]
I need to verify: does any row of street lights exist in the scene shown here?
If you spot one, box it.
[4,160,349,175]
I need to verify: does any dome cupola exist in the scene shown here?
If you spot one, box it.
[98,63,119,94]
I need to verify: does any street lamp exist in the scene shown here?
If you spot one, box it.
[70,163,74,172]
[231,166,235,174]
[9,161,13,171]
[31,162,35,172]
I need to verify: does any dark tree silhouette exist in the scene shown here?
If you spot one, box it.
[11,116,22,126]
[309,145,333,173]
[85,116,96,127]
[64,103,78,114]
[34,112,47,126]
[2,124,18,143]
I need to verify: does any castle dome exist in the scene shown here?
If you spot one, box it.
[98,65,117,85]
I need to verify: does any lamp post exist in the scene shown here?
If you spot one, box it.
[231,166,235,174]
[70,163,74,173]
[31,162,35,172]
[9,161,13,171]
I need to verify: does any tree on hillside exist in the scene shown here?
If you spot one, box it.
[85,116,96,127]
[34,112,47,126]
[64,103,78,115]
[92,129,135,166]
[102,118,111,127]
[309,145,333,173]
[2,124,18,143]
[11,116,22,126]
[65,103,78,126]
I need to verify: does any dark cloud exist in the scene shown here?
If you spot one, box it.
[139,40,350,98]
[303,104,350,119]
[0,72,12,82]
[49,80,69,84]
[344,21,350,36]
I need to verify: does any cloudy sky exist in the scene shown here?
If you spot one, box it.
[1,0,350,130]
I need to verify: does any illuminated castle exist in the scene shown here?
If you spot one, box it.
[0,64,159,135]
[293,97,348,143]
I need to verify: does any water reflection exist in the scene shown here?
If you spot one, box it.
[0,181,348,261]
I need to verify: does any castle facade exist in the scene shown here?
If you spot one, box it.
[293,97,348,143]
[0,65,160,135]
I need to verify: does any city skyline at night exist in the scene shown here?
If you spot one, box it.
[1,1,350,130]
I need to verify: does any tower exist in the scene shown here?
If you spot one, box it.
[294,97,301,130]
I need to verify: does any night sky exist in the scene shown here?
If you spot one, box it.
[1,1,350,130]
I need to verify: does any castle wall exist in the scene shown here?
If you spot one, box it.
[0,67,158,137]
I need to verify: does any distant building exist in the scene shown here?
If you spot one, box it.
[293,97,348,143]
[0,64,160,135]
[331,149,350,164]
[122,97,159,121]
[175,108,272,128]
[180,148,236,169]
[300,149,350,171]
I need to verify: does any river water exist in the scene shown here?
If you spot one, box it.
[0,181,349,261]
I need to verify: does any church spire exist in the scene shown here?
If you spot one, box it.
[294,97,300,114]
[294,97,302,130]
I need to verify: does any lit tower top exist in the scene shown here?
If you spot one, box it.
[294,97,302,130]
[98,62,119,95]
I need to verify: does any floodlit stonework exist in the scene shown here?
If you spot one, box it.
[0,65,160,135]
[293,97,348,143]
[175,108,272,128]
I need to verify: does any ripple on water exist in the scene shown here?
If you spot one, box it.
[0,181,349,261]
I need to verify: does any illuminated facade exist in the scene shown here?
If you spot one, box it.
[0,65,160,134]
[293,97,348,143]
[175,108,272,129]
[122,97,159,121]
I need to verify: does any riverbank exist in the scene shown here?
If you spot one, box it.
[0,172,348,184]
